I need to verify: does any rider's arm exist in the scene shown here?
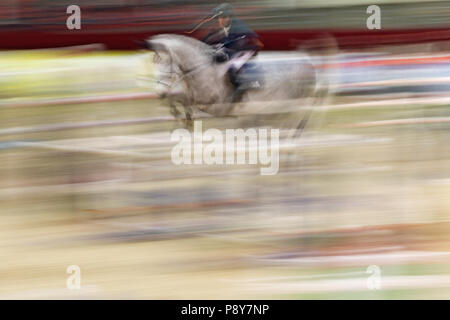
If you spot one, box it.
[244,35,264,52]
[201,29,222,45]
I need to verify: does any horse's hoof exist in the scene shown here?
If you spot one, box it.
[184,120,193,131]
[170,108,181,118]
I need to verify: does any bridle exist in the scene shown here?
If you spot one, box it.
[154,49,216,91]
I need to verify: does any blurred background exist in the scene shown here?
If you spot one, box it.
[1,0,450,299]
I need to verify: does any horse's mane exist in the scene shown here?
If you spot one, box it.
[151,34,212,54]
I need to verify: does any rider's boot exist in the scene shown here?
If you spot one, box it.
[228,66,240,87]
[228,67,245,103]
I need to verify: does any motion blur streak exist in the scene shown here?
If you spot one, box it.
[0,0,450,299]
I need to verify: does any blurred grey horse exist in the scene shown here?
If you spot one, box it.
[147,34,334,132]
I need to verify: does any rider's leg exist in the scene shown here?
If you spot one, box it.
[227,51,254,88]
[228,65,241,88]
[230,69,246,103]
[228,51,257,103]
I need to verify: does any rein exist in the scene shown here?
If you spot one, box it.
[153,34,247,84]
[158,51,216,88]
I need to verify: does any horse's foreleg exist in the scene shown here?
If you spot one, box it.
[169,99,182,118]
[167,90,193,128]
[182,103,194,130]
[167,88,185,118]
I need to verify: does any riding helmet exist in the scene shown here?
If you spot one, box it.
[212,3,233,18]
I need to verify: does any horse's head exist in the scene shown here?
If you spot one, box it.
[145,34,232,106]
[145,35,181,97]
[146,34,213,74]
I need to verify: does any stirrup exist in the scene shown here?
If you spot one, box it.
[231,88,245,103]
[240,80,261,90]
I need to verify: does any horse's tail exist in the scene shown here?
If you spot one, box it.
[285,34,339,141]
[297,33,339,106]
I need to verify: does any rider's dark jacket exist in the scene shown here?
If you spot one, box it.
[202,17,263,59]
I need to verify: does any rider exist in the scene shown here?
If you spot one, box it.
[202,3,263,100]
